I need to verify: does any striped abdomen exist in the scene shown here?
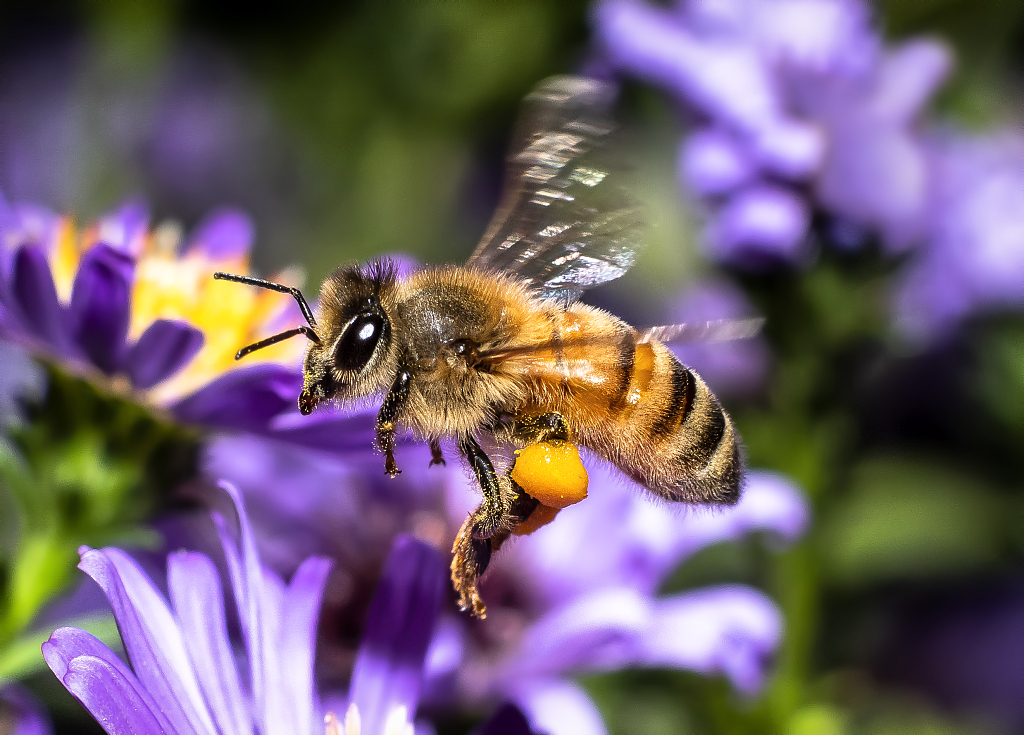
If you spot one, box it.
[521,305,743,506]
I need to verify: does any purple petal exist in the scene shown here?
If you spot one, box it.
[96,200,150,256]
[77,547,217,735]
[212,480,289,735]
[474,703,538,735]
[348,535,447,734]
[167,551,252,735]
[679,129,755,196]
[124,319,204,390]
[267,405,378,454]
[596,0,779,137]
[705,184,811,266]
[667,470,810,559]
[742,0,877,75]
[0,684,53,735]
[171,364,302,429]
[637,586,782,695]
[499,466,808,604]
[510,680,608,735]
[42,627,173,735]
[279,556,333,735]
[870,40,952,125]
[751,121,824,179]
[184,208,254,261]
[502,588,648,677]
[8,245,72,354]
[68,244,135,374]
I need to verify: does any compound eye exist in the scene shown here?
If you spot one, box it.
[335,312,385,372]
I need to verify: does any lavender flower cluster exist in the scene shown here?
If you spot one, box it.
[595,0,1024,339]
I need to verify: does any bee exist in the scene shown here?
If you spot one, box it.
[215,76,756,618]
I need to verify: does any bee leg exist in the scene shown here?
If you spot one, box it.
[497,479,541,544]
[459,435,513,539]
[451,522,491,618]
[450,478,539,618]
[450,435,518,617]
[509,412,570,444]
[377,364,413,477]
[429,439,446,467]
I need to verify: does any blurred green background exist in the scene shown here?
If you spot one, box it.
[2,1,1024,734]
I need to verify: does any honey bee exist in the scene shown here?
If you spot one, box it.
[215,76,756,618]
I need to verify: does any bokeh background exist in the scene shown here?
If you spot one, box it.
[2,0,1024,733]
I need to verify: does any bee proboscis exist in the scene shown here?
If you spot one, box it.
[215,76,753,618]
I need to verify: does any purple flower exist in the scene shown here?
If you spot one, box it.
[42,481,449,735]
[594,0,951,266]
[0,195,308,433]
[894,131,1024,340]
[447,466,809,734]
[200,431,809,735]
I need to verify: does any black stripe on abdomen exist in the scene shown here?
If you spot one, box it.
[608,326,637,415]
[687,394,726,465]
[650,358,695,439]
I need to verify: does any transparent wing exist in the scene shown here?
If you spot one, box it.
[467,75,644,304]
[638,318,766,345]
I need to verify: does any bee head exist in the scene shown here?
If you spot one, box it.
[298,259,399,415]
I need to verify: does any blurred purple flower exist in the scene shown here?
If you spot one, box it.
[667,279,770,397]
[207,425,809,735]
[446,466,808,734]
[42,481,451,735]
[0,684,52,735]
[894,131,1024,340]
[594,0,951,266]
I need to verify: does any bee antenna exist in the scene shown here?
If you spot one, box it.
[234,326,320,360]
[213,272,318,328]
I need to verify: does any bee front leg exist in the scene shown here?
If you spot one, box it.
[377,363,413,477]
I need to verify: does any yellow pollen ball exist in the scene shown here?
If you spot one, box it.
[510,441,589,509]
[511,503,560,536]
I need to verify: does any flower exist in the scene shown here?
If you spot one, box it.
[450,467,808,733]
[594,0,951,266]
[41,481,451,735]
[893,131,1024,340]
[0,195,307,431]
[201,429,810,735]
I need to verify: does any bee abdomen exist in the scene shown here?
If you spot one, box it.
[598,343,743,506]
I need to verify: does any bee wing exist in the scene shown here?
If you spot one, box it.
[466,76,644,304]
[637,318,766,345]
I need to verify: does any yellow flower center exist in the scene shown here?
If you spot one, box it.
[39,216,307,404]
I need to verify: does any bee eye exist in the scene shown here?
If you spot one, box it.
[335,312,386,372]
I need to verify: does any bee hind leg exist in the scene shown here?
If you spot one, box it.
[451,435,538,617]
